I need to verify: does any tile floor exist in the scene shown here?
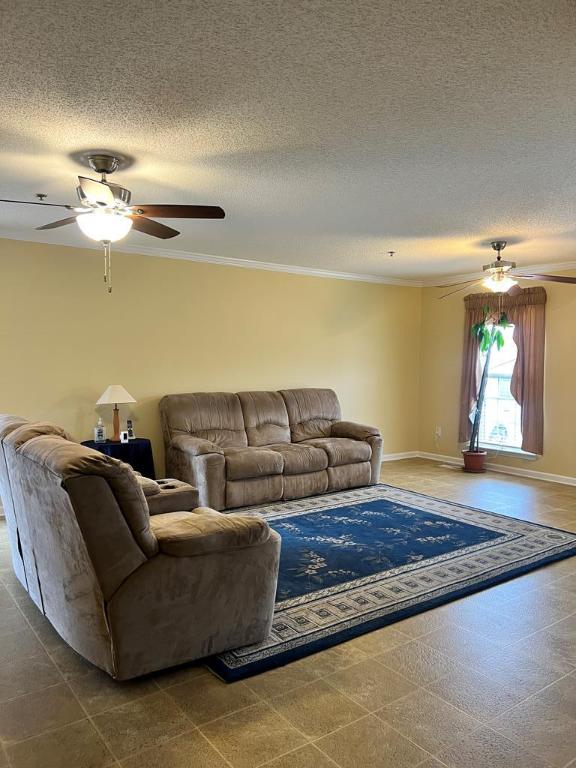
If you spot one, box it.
[0,458,575,768]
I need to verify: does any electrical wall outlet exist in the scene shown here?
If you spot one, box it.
[435,426,442,439]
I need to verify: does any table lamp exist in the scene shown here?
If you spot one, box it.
[96,385,136,442]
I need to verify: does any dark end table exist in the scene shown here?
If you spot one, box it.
[82,438,156,479]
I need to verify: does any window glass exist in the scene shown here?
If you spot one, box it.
[478,325,523,449]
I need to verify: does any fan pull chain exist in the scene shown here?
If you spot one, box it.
[103,241,112,293]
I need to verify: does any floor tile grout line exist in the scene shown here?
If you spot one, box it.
[0,715,88,751]
[84,688,203,763]
[0,678,66,706]
[98,716,231,768]
[469,724,563,768]
[309,709,445,766]
[447,601,576,643]
[196,691,316,768]
[417,668,576,767]
[242,630,416,698]
[371,678,487,735]
[485,666,576,721]
[261,673,450,766]
[194,727,236,768]
[247,662,471,766]
[193,695,283,731]
[502,608,576,648]
[257,741,342,768]
[415,622,576,693]
[372,710,488,759]
[8,594,124,764]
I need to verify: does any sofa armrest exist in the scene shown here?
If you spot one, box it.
[150,508,271,557]
[331,421,380,441]
[171,435,224,456]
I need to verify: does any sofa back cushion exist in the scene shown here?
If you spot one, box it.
[161,393,248,449]
[0,415,29,524]
[2,421,74,609]
[5,429,158,559]
[237,391,290,446]
[280,388,342,442]
[0,415,30,588]
[3,431,119,672]
[5,420,72,449]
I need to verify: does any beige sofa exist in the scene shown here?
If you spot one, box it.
[161,388,383,510]
[0,416,280,680]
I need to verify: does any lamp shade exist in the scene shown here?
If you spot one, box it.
[96,385,136,406]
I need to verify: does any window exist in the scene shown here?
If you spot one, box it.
[477,324,523,450]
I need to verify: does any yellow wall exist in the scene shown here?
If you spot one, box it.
[0,238,422,474]
[419,277,576,478]
[3,238,574,480]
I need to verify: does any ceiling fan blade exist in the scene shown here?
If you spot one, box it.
[436,279,484,299]
[129,204,225,219]
[518,273,576,284]
[436,277,482,288]
[128,215,180,239]
[36,215,78,230]
[78,177,115,206]
[0,198,73,209]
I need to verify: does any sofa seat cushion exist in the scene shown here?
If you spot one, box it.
[265,443,328,475]
[224,447,284,481]
[303,437,371,467]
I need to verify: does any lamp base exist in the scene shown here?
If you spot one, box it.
[112,405,121,442]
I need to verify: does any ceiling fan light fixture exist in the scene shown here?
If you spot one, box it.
[482,273,518,293]
[76,209,133,242]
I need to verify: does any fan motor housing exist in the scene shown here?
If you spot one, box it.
[483,259,516,273]
[76,182,131,207]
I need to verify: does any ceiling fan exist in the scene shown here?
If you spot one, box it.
[437,240,576,299]
[0,153,225,292]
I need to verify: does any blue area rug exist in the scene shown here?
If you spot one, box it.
[208,485,576,681]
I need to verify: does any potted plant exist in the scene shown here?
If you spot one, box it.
[463,307,509,472]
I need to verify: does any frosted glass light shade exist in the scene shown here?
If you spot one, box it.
[482,274,518,293]
[96,385,136,406]
[77,210,133,242]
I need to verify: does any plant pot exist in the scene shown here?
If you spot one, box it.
[462,450,487,473]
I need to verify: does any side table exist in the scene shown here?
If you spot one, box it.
[82,438,156,479]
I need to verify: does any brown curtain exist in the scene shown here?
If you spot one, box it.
[458,287,546,454]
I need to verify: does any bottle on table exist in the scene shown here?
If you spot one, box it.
[94,417,106,443]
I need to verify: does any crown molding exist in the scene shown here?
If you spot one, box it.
[2,232,576,289]
[0,232,422,287]
[114,243,424,286]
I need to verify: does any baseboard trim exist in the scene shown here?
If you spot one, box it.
[382,451,576,487]
[381,451,420,462]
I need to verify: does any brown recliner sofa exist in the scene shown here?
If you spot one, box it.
[0,416,280,680]
[161,388,383,510]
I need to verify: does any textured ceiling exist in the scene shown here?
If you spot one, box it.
[1,0,576,280]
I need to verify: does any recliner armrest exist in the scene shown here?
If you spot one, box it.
[171,435,224,456]
[150,508,271,557]
[330,421,380,441]
[146,480,199,515]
